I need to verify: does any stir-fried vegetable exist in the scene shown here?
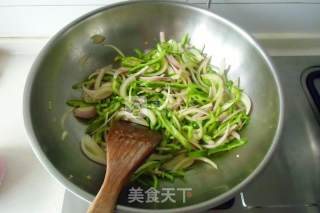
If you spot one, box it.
[67,32,251,187]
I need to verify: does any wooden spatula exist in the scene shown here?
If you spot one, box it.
[87,120,162,213]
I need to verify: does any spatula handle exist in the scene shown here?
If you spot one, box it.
[87,169,126,213]
[87,121,162,213]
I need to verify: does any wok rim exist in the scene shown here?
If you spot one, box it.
[23,1,285,212]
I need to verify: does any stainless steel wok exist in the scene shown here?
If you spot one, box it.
[23,1,284,212]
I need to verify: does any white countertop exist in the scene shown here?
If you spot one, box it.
[0,42,65,213]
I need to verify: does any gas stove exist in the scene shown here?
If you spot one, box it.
[61,56,320,213]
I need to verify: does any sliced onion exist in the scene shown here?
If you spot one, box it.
[132,66,149,77]
[167,93,175,107]
[218,58,230,75]
[116,66,129,74]
[145,59,168,76]
[172,158,194,171]
[95,113,115,132]
[61,131,68,141]
[83,82,112,100]
[198,57,210,73]
[213,89,224,111]
[179,108,208,117]
[221,109,242,123]
[202,73,223,85]
[160,31,165,43]
[241,92,252,115]
[94,65,111,89]
[231,131,241,140]
[103,44,125,57]
[203,74,224,101]
[115,111,148,126]
[144,48,151,54]
[182,73,192,84]
[221,101,234,112]
[158,87,171,110]
[132,96,146,104]
[204,125,237,149]
[191,113,209,121]
[81,135,106,165]
[189,67,200,86]
[141,88,155,93]
[200,103,213,110]
[189,138,203,150]
[166,55,181,69]
[73,106,97,119]
[203,74,225,111]
[94,70,105,89]
[178,69,190,84]
[208,85,214,98]
[158,95,170,110]
[101,65,115,74]
[193,122,203,140]
[162,154,194,171]
[172,89,187,97]
[60,108,73,129]
[193,157,218,169]
[140,108,157,127]
[120,66,149,99]
[171,114,181,130]
[172,97,183,110]
[189,48,204,61]
[195,68,210,90]
[140,76,173,81]
[113,67,128,79]
[233,77,240,87]
[120,75,136,99]
[218,111,229,122]
[170,73,181,80]
[89,65,113,79]
[88,70,100,79]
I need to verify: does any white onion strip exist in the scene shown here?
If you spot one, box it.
[179,108,208,117]
[119,66,149,99]
[158,87,171,110]
[94,68,106,89]
[241,92,252,115]
[160,31,165,43]
[83,82,113,100]
[140,108,157,127]
[140,76,173,81]
[145,59,168,77]
[81,135,106,165]
[231,131,240,140]
[115,111,148,126]
[167,55,181,69]
[203,125,237,149]
[113,67,128,79]
[193,157,218,169]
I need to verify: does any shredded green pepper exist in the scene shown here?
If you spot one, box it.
[67,32,252,187]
